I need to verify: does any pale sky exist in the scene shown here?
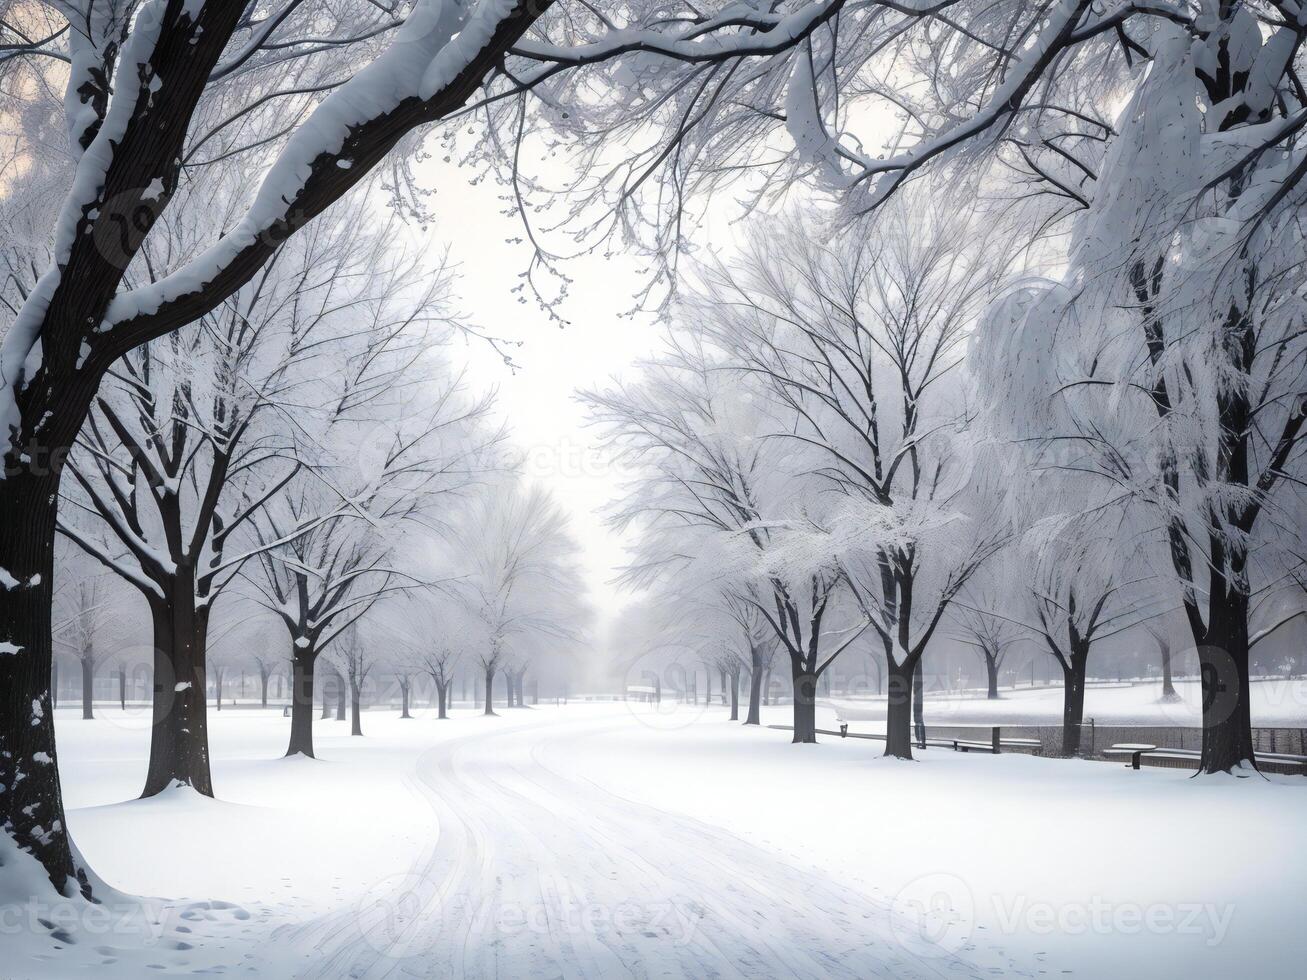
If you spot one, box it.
[410,160,668,656]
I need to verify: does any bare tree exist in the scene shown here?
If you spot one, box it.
[421,646,458,721]
[445,483,584,721]
[692,204,1011,757]
[587,336,869,743]
[51,574,106,721]
[955,579,1025,700]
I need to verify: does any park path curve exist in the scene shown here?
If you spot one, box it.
[273,709,1013,980]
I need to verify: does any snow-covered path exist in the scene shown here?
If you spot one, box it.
[38,701,1306,978]
[279,711,1003,979]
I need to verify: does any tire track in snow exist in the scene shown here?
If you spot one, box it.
[279,711,1017,979]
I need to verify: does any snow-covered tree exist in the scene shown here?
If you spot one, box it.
[588,332,871,742]
[57,187,453,795]
[688,202,1012,757]
[953,579,1025,701]
[1024,521,1163,757]
[252,346,499,757]
[443,482,584,718]
[50,563,109,721]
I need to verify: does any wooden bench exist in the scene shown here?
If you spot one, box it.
[1256,750,1307,768]
[1107,743,1307,774]
[1104,743,1158,769]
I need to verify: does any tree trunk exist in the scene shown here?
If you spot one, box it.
[763,668,772,705]
[119,665,127,710]
[884,657,915,760]
[350,677,362,736]
[791,668,818,744]
[704,668,712,706]
[259,670,269,708]
[400,681,412,719]
[744,646,763,725]
[1161,642,1176,699]
[80,657,94,720]
[141,583,214,798]
[214,668,223,712]
[484,667,497,716]
[1197,598,1257,772]
[286,645,318,758]
[985,654,999,700]
[436,681,449,719]
[729,669,740,721]
[321,674,332,719]
[912,656,926,748]
[335,670,346,721]
[1059,653,1088,758]
[0,461,83,892]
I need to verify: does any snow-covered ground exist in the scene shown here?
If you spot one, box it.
[4,700,1303,978]
[826,677,1307,727]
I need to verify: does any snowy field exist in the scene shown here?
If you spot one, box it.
[826,677,1307,727]
[5,701,1304,978]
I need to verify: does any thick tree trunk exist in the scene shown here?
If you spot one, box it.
[1161,643,1176,699]
[400,682,412,719]
[744,646,763,725]
[350,678,362,736]
[0,470,82,892]
[436,681,449,719]
[985,655,999,700]
[335,670,346,721]
[141,584,214,798]
[791,668,818,744]
[259,670,269,708]
[1059,653,1088,758]
[80,657,94,720]
[484,667,497,716]
[1198,599,1257,773]
[287,646,318,758]
[728,669,740,721]
[884,657,915,760]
